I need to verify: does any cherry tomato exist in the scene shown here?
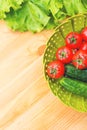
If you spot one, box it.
[56,46,73,64]
[80,42,87,51]
[81,27,87,41]
[72,48,78,55]
[65,32,82,49]
[72,50,87,69]
[47,60,65,79]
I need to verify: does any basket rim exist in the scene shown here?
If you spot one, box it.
[55,12,87,31]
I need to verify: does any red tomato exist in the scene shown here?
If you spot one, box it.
[72,49,78,55]
[72,50,87,69]
[80,42,87,51]
[47,60,65,79]
[65,32,82,49]
[81,27,87,41]
[56,46,73,64]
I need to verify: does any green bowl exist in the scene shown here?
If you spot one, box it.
[43,13,87,112]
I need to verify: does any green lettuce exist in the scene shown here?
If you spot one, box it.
[0,0,25,19]
[30,0,50,14]
[5,0,64,32]
[1,0,87,32]
[49,0,63,18]
[5,1,50,32]
[81,0,87,9]
[63,0,87,16]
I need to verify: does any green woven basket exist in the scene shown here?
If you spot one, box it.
[43,13,87,112]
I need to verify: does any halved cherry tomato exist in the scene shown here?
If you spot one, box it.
[81,27,87,41]
[47,60,65,79]
[56,46,73,64]
[72,50,87,69]
[65,32,82,49]
[80,42,87,51]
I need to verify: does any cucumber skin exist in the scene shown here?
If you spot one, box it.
[65,64,87,82]
[60,77,87,98]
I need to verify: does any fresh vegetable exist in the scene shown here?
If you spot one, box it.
[81,27,87,41]
[72,49,78,55]
[60,77,87,98]
[72,50,87,69]
[63,0,87,16]
[56,46,73,64]
[65,32,82,49]
[1,0,87,32]
[80,42,87,51]
[5,1,50,32]
[43,15,87,112]
[82,0,87,8]
[47,60,65,79]
[65,64,87,82]
[47,29,87,79]
[0,0,24,19]
[1,0,65,32]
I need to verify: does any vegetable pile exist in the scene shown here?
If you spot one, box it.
[43,13,87,112]
[46,26,87,108]
[1,0,87,32]
[47,28,87,79]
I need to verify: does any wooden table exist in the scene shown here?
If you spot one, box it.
[0,21,87,130]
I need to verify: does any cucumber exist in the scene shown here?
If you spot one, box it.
[65,64,87,82]
[60,77,87,98]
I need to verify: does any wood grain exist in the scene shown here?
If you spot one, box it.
[0,21,87,130]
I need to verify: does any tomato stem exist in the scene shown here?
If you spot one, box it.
[49,66,58,75]
[69,36,77,44]
[59,51,67,58]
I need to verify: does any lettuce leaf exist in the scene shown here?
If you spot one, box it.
[4,0,65,32]
[30,0,50,14]
[5,1,50,32]
[0,0,25,19]
[63,0,87,16]
[81,0,87,9]
[49,0,63,18]
[1,0,87,32]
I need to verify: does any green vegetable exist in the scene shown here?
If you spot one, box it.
[1,0,87,32]
[65,64,87,82]
[1,0,65,32]
[5,1,50,32]
[60,77,87,98]
[63,0,87,16]
[0,0,25,19]
[81,0,87,8]
[43,14,87,112]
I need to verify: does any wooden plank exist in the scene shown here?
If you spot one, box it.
[0,21,87,130]
[0,21,54,87]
